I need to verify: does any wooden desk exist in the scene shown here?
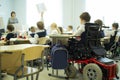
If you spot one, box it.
[0,40,6,46]
[0,44,49,80]
[10,38,30,44]
[49,34,73,45]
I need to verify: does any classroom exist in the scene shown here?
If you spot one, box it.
[0,0,120,80]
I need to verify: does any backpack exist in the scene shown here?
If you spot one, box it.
[50,43,68,69]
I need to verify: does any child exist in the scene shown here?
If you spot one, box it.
[94,19,105,38]
[66,25,73,34]
[34,21,46,38]
[29,21,46,44]
[50,23,60,35]
[74,12,91,36]
[29,26,36,38]
[5,24,16,41]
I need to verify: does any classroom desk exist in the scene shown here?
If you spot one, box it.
[49,34,73,45]
[0,44,49,80]
[0,40,6,46]
[10,38,30,44]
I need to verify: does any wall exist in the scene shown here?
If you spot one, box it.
[0,0,14,27]
[13,0,26,25]
[62,0,86,30]
[0,0,86,30]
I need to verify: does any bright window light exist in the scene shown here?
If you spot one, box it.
[86,0,120,28]
[26,0,63,29]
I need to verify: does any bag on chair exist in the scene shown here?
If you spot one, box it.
[51,43,68,69]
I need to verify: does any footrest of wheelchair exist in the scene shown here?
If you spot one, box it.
[97,57,114,65]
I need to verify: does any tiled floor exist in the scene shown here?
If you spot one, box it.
[2,61,120,80]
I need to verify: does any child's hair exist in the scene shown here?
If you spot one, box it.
[11,11,16,17]
[30,26,36,32]
[80,12,91,22]
[112,23,119,30]
[7,24,14,31]
[37,21,44,30]
[68,25,73,30]
[51,23,57,29]
[94,19,103,26]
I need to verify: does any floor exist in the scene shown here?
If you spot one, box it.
[2,61,120,80]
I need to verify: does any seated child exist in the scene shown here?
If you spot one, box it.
[50,23,60,35]
[29,26,36,38]
[66,25,73,34]
[5,24,16,41]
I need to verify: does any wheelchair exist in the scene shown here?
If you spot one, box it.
[65,23,119,80]
[104,31,120,59]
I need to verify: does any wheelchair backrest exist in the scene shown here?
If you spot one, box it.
[84,23,101,47]
[83,23,106,56]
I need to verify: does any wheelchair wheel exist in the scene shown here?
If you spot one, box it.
[65,64,77,78]
[83,63,102,80]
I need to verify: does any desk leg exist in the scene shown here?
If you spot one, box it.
[0,54,2,80]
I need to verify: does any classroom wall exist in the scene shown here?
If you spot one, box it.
[62,0,86,30]
[0,0,86,30]
[13,0,27,25]
[0,0,14,28]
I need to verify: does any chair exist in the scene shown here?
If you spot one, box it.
[104,31,119,58]
[85,23,106,56]
[37,37,51,45]
[5,46,47,80]
[37,37,51,69]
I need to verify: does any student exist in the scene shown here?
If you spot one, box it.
[8,11,19,24]
[94,19,105,38]
[50,23,60,35]
[73,12,91,36]
[66,25,73,34]
[35,21,46,38]
[29,26,36,38]
[29,21,46,44]
[111,23,119,36]
[5,24,16,41]
[105,23,119,37]
[104,23,119,50]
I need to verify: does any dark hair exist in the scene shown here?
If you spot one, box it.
[7,24,14,31]
[11,11,16,17]
[30,26,35,29]
[94,19,103,26]
[112,23,119,30]
[37,21,44,30]
[80,12,91,22]
[68,25,73,29]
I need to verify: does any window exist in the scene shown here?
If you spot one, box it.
[86,0,120,28]
[26,0,63,29]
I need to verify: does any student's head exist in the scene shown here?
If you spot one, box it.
[7,24,14,32]
[94,19,103,26]
[37,21,44,30]
[11,11,16,17]
[79,12,91,24]
[50,23,57,30]
[112,23,119,30]
[30,26,36,32]
[67,25,73,31]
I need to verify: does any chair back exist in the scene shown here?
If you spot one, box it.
[85,23,106,56]
[22,46,45,61]
[37,37,50,45]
